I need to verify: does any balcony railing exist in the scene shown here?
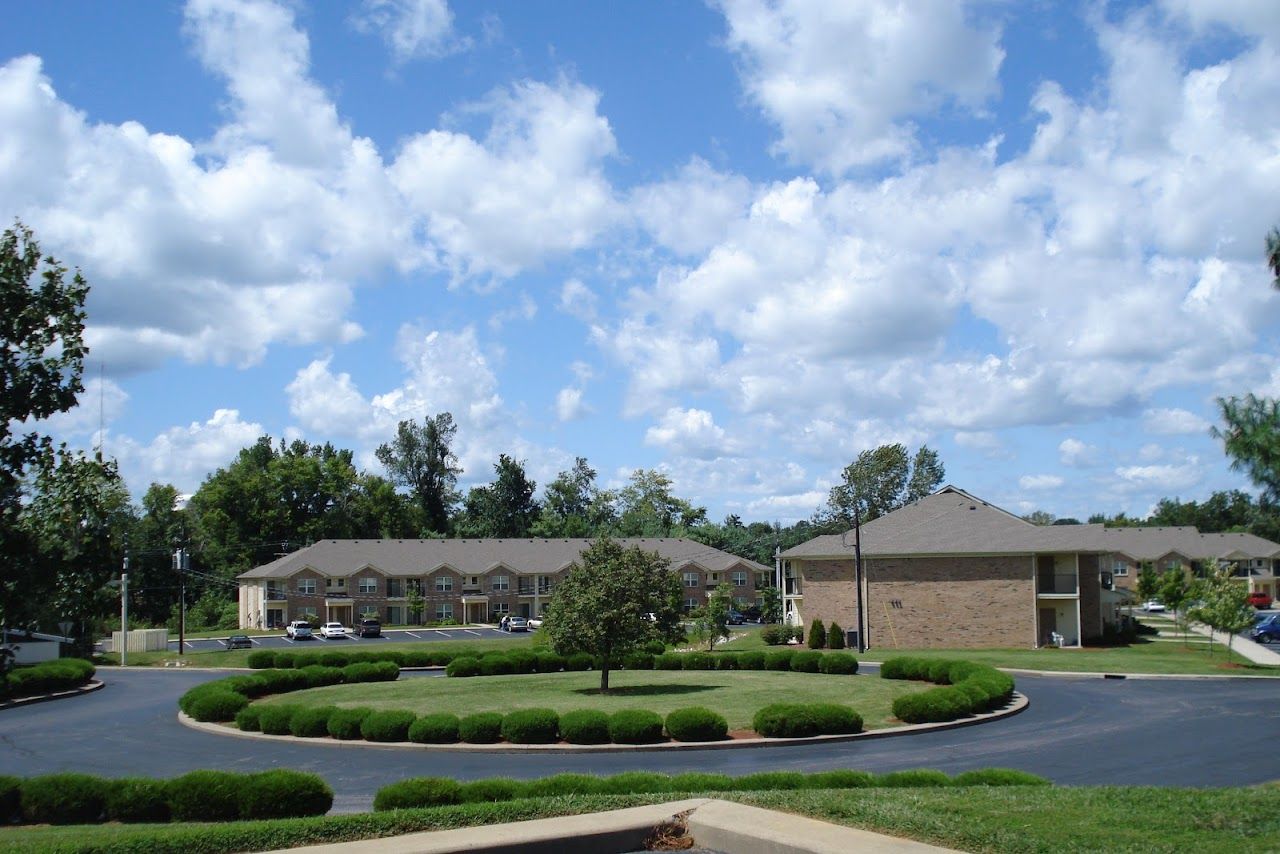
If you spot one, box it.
[1038,574,1078,594]
[518,586,553,595]
[265,590,287,601]
[461,586,483,595]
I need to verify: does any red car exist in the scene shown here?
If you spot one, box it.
[1247,591,1273,610]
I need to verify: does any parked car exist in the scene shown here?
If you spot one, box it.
[1141,600,1166,612]
[225,634,253,650]
[320,622,349,639]
[1247,591,1273,610]
[727,610,745,625]
[504,616,529,632]
[1251,615,1280,644]
[528,615,545,629]
[285,620,313,639]
[357,619,381,638]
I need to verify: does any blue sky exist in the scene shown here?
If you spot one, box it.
[4,0,1279,524]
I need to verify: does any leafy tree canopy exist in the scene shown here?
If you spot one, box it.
[821,443,946,526]
[375,413,462,534]
[456,454,540,538]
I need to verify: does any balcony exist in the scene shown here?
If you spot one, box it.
[518,586,553,596]
[265,589,287,601]
[461,586,483,595]
[1037,574,1078,595]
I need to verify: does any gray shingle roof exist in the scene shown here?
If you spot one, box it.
[237,538,770,580]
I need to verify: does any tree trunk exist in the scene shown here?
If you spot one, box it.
[599,662,610,693]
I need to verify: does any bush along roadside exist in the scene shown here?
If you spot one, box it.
[3,770,332,825]
[880,657,1016,724]
[441,648,859,678]
[372,767,1051,809]
[1,658,95,701]
[178,661,399,723]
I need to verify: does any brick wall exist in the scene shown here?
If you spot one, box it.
[1078,553,1102,641]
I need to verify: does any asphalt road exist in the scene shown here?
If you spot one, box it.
[161,626,519,653]
[2,668,1275,813]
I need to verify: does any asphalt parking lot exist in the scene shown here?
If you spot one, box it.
[161,626,521,653]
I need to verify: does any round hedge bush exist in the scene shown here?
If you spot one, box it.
[738,651,766,670]
[319,652,349,668]
[875,769,952,788]
[525,773,603,797]
[104,778,170,823]
[409,713,461,744]
[564,652,594,672]
[459,711,504,743]
[234,705,263,732]
[808,703,863,734]
[300,665,344,688]
[187,689,248,722]
[764,650,795,671]
[507,650,538,674]
[458,778,523,803]
[622,652,654,670]
[168,770,242,822]
[238,770,334,819]
[681,652,714,670]
[373,777,461,811]
[643,639,667,655]
[760,626,786,645]
[664,707,728,742]
[479,655,514,676]
[19,774,107,825]
[361,710,417,742]
[257,704,300,736]
[501,708,560,744]
[401,649,433,667]
[752,703,818,738]
[714,653,739,671]
[790,651,822,673]
[328,707,374,740]
[246,650,276,669]
[951,768,1050,787]
[559,709,610,744]
[608,709,664,744]
[271,651,296,668]
[654,653,683,670]
[289,706,337,738]
[446,656,481,677]
[818,652,859,675]
[533,651,565,673]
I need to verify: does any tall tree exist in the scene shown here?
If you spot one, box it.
[906,446,946,503]
[533,457,615,537]
[614,469,707,536]
[1266,227,1280,290]
[823,443,946,525]
[1190,560,1254,659]
[542,537,683,692]
[375,414,462,534]
[1212,394,1280,502]
[129,483,189,624]
[457,454,540,538]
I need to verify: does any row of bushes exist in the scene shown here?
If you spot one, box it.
[179,661,400,722]
[235,703,739,744]
[881,657,1016,724]
[446,648,859,677]
[0,770,331,826]
[1,658,96,700]
[760,625,803,645]
[373,766,1051,810]
[248,640,670,671]
[752,703,863,737]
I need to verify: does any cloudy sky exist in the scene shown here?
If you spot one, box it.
[4,0,1279,523]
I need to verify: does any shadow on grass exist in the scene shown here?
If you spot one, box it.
[574,683,717,697]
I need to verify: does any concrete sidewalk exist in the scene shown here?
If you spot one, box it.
[1143,613,1280,665]
[269,798,960,854]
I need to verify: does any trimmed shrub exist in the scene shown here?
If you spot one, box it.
[344,661,400,683]
[246,650,276,669]
[713,652,740,670]
[19,774,107,825]
[373,777,461,811]
[827,621,845,649]
[927,659,957,684]
[362,710,417,742]
[608,709,665,744]
[764,650,795,671]
[104,778,170,824]
[459,712,504,744]
[328,706,374,740]
[255,669,310,694]
[168,770,242,822]
[669,772,732,792]
[875,769,951,788]
[289,706,337,738]
[258,704,301,736]
[458,778,523,803]
[501,708,560,744]
[790,651,822,673]
[738,651,766,670]
[807,619,826,649]
[643,639,667,655]
[0,775,21,824]
[525,773,604,797]
[507,650,538,675]
[446,656,481,677]
[269,651,296,668]
[409,713,461,744]
[533,651,566,673]
[654,652,684,670]
[819,652,859,675]
[807,769,874,789]
[4,659,95,699]
[760,625,785,645]
[565,652,595,671]
[238,770,333,820]
[479,655,515,676]
[893,686,975,724]
[734,771,808,791]
[317,651,348,668]
[622,652,654,670]
[300,665,344,689]
[235,705,264,732]
[559,709,610,744]
[187,689,248,722]
[753,703,818,738]
[401,649,434,668]
[790,626,804,644]
[665,707,728,742]
[598,771,671,794]
[951,768,1051,787]
[681,651,713,670]
[809,703,863,734]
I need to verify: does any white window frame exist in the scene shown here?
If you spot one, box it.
[435,575,454,592]
[493,602,511,615]
[491,574,509,592]
[732,571,747,587]
[326,577,346,591]
[435,602,453,621]
[297,605,317,619]
[683,572,700,588]
[358,605,379,618]
[358,577,377,594]
[684,597,699,612]
[297,578,316,594]
[1112,560,1129,577]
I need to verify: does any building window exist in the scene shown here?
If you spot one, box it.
[387,579,403,597]
[1165,560,1180,571]
[407,578,422,594]
[683,572,699,588]
[358,577,377,594]
[436,602,453,621]
[493,602,510,615]
[297,578,316,594]
[684,598,699,612]
[491,575,509,592]
[1112,561,1128,577]
[297,606,317,619]
[435,575,454,592]
[732,571,747,587]
[359,605,379,619]
[755,572,771,588]
[325,577,346,591]
[709,572,720,584]
[385,606,402,625]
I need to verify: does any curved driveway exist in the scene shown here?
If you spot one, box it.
[2,668,1274,812]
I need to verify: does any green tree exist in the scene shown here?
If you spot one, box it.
[129,483,189,625]
[906,446,946,503]
[614,469,707,536]
[1190,560,1254,659]
[827,620,845,649]
[1136,565,1160,604]
[532,457,614,537]
[689,582,733,652]
[1211,394,1280,502]
[405,585,425,626]
[822,443,946,525]
[1266,226,1280,290]
[375,413,462,534]
[759,585,782,624]
[1023,510,1055,526]
[542,536,683,692]
[807,618,827,649]
[456,454,540,538]
[1157,567,1198,646]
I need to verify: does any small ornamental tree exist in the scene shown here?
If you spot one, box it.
[543,536,683,693]
[1158,567,1198,646]
[1191,560,1255,658]
[759,586,782,624]
[689,583,733,651]
[807,619,827,649]
[1136,565,1160,604]
[827,621,845,649]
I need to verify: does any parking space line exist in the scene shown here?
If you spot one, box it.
[250,638,262,645]
[463,629,481,636]
[405,631,421,639]
[433,631,451,637]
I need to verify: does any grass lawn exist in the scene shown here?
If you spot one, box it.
[720,628,1279,676]
[258,668,918,730]
[4,786,1277,853]
[97,636,536,668]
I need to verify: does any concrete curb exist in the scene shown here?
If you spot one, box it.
[995,667,1280,681]
[178,691,1028,753]
[0,678,104,711]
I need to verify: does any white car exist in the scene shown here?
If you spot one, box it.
[528,615,544,629]
[320,622,349,639]
[1141,600,1166,613]
[285,620,313,639]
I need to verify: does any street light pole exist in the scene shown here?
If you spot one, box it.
[173,548,189,656]
[120,557,129,667]
[853,503,866,654]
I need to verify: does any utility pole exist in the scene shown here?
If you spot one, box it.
[119,556,129,667]
[173,548,189,656]
[853,504,866,653]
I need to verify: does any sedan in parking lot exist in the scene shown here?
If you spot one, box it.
[1251,615,1280,644]
[528,615,544,629]
[504,616,529,632]
[320,622,349,639]
[225,634,253,650]
[1142,600,1166,612]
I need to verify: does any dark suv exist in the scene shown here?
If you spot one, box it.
[1251,615,1280,644]
[357,619,382,638]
